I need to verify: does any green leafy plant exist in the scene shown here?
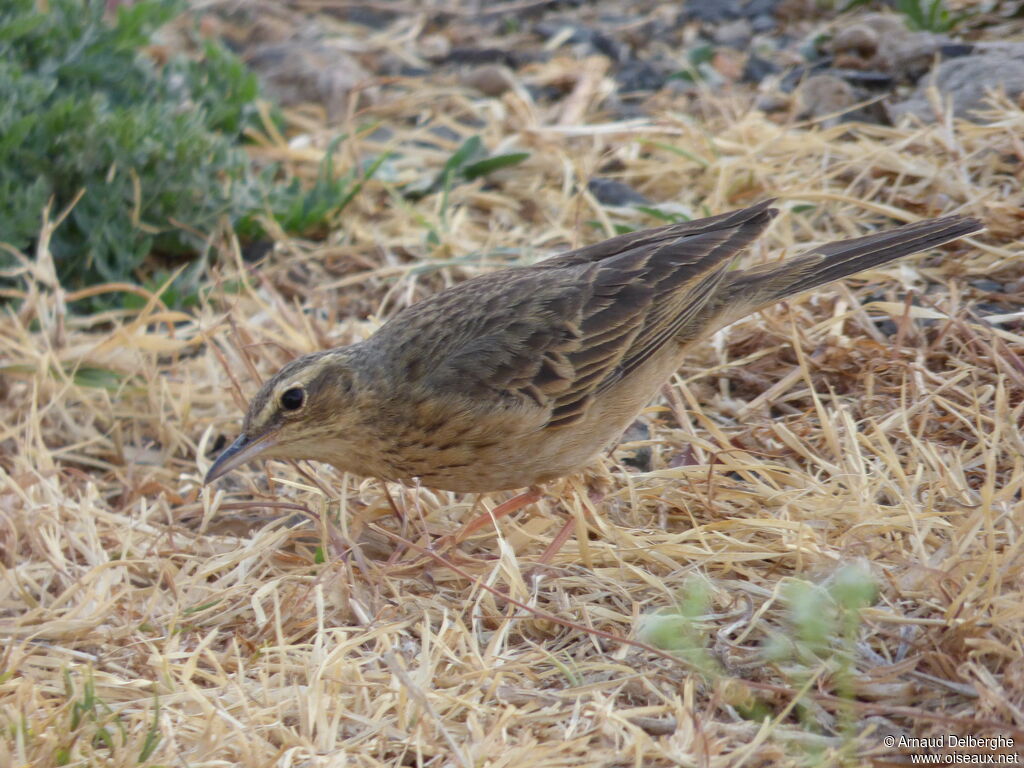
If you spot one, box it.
[54,669,163,764]
[60,668,122,760]
[405,134,530,202]
[0,0,261,300]
[397,134,529,244]
[638,576,721,674]
[634,206,691,224]
[764,564,878,757]
[243,136,392,240]
[841,0,971,32]
[668,44,716,84]
[894,0,971,31]
[642,564,879,755]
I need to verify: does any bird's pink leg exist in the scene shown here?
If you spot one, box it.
[452,486,544,543]
[535,516,576,565]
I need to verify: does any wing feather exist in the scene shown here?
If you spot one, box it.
[403,201,778,428]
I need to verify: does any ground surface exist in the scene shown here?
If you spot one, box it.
[2,1,1024,766]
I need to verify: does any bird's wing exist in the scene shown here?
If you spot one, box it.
[405,201,777,428]
[534,198,777,269]
[544,204,777,426]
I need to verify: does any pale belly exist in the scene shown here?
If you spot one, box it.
[379,346,688,493]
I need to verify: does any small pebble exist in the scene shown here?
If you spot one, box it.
[588,177,650,207]
[462,64,514,96]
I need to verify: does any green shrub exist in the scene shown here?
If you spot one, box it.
[0,0,261,296]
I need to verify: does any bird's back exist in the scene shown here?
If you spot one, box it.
[358,202,780,490]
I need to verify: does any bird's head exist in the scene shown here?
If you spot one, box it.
[204,348,368,483]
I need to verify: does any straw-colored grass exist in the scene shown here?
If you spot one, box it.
[2,64,1023,767]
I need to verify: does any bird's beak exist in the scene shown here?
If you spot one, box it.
[204,433,277,484]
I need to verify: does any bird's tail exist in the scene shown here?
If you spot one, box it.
[710,213,983,327]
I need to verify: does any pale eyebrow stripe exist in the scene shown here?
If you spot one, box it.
[254,353,340,426]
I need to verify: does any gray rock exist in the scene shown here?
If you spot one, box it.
[678,0,781,25]
[461,65,515,97]
[328,4,398,29]
[888,50,1024,122]
[588,178,650,207]
[970,279,1005,293]
[743,53,779,83]
[534,21,627,62]
[714,18,754,49]
[828,13,951,82]
[616,59,667,93]
[247,41,372,122]
[796,73,857,124]
[618,420,652,472]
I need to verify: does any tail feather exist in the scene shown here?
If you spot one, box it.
[712,213,983,325]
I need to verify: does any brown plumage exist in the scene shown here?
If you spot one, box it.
[205,200,982,492]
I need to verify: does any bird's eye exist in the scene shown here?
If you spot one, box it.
[280,387,305,411]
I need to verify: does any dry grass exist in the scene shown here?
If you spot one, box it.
[2,61,1024,767]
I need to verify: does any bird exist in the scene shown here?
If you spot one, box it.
[204,200,982,505]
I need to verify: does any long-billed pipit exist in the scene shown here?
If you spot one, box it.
[205,200,981,542]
